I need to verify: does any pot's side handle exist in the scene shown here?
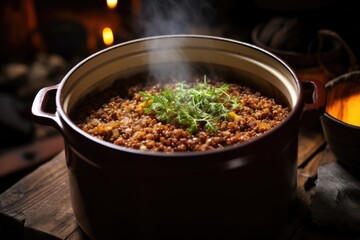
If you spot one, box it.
[301,78,326,113]
[31,84,63,131]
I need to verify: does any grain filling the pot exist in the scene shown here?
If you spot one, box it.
[73,75,289,152]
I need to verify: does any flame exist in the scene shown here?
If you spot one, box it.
[102,27,114,46]
[107,0,118,9]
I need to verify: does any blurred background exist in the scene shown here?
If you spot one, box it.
[0,0,359,191]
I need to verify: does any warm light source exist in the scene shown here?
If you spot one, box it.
[107,0,118,9]
[102,27,114,46]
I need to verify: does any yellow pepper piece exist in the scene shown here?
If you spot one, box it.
[139,99,153,108]
[228,111,240,121]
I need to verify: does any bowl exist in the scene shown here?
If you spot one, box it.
[320,71,360,168]
[31,35,326,239]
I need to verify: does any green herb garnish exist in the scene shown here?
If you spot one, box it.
[139,76,241,133]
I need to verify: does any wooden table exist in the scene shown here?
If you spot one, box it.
[0,123,358,240]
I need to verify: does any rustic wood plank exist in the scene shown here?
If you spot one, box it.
[0,151,81,240]
[0,134,64,178]
[298,145,337,192]
[297,127,326,167]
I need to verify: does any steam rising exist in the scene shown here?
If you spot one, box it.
[136,0,218,82]
[137,0,217,36]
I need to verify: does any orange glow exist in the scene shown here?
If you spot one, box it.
[107,0,118,9]
[326,82,360,127]
[102,27,114,46]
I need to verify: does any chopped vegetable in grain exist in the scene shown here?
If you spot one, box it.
[73,75,289,152]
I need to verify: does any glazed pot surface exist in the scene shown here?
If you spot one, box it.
[31,35,326,239]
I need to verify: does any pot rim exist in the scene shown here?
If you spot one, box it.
[56,34,303,157]
[322,112,360,130]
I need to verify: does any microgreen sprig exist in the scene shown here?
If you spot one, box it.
[139,76,241,133]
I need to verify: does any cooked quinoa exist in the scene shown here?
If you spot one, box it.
[73,76,289,152]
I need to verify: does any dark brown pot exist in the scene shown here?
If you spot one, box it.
[31,35,325,239]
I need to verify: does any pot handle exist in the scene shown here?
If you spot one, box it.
[31,84,63,131]
[301,78,326,113]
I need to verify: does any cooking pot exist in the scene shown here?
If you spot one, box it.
[32,35,325,239]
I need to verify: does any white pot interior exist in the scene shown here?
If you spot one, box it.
[59,35,299,117]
